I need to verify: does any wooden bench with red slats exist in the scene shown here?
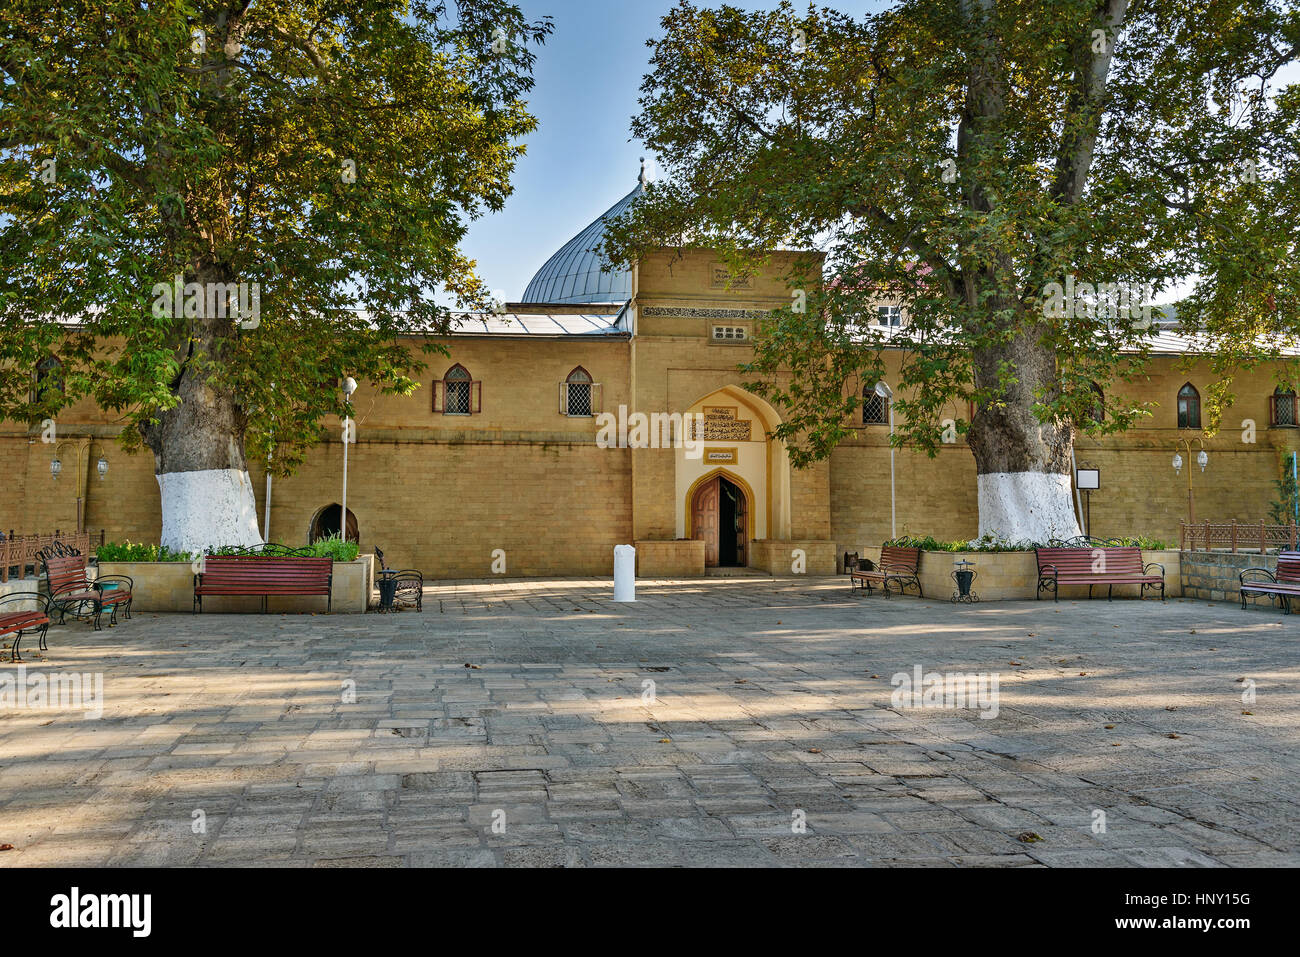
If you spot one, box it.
[43,553,133,631]
[850,545,924,598]
[0,593,52,662]
[1239,550,1300,615]
[1035,546,1165,602]
[194,556,333,613]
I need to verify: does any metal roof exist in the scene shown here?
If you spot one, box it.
[849,320,1300,356]
[519,172,643,305]
[448,312,626,337]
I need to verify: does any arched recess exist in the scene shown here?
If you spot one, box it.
[675,385,791,545]
[686,468,756,568]
[308,503,358,544]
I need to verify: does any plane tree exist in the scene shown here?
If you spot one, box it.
[0,0,551,551]
[605,0,1300,541]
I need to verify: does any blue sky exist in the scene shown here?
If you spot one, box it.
[462,1,1298,306]
[464,0,887,303]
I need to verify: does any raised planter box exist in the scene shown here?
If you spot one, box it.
[96,555,375,614]
[849,547,1180,601]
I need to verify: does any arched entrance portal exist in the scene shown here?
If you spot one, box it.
[688,470,752,568]
[675,385,791,557]
[309,504,358,544]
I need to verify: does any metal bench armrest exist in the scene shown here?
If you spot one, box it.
[1240,567,1277,585]
[1143,562,1164,576]
[95,575,134,590]
[0,592,52,614]
[49,582,94,600]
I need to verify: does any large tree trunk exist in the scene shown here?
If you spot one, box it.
[139,266,263,555]
[968,327,1082,543]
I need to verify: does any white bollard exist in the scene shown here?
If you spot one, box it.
[613,544,636,602]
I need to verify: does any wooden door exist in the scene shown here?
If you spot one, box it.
[692,477,720,567]
[732,483,747,566]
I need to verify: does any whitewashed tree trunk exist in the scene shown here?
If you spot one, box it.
[140,267,265,554]
[157,469,263,555]
[968,328,1082,544]
[976,472,1080,543]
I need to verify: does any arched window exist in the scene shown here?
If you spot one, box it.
[433,364,479,415]
[33,356,63,404]
[1088,382,1105,424]
[1271,386,1297,427]
[561,366,598,417]
[862,384,888,425]
[1177,383,1201,430]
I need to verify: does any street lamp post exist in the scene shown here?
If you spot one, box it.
[875,381,896,540]
[49,439,108,532]
[340,377,357,543]
[1172,436,1208,525]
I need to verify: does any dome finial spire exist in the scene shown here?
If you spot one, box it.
[639,156,649,188]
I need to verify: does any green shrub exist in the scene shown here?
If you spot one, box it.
[884,534,1170,552]
[885,535,1040,552]
[305,534,360,562]
[205,536,360,561]
[1112,535,1171,550]
[96,541,195,563]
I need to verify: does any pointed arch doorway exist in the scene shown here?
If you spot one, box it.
[688,471,752,568]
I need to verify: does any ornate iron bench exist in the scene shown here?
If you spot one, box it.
[392,570,424,611]
[41,551,133,630]
[850,545,923,598]
[0,592,52,662]
[1035,546,1164,602]
[373,547,423,612]
[1240,551,1300,615]
[194,554,333,613]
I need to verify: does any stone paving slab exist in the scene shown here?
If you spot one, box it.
[1,577,1297,867]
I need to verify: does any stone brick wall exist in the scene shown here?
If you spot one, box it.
[1180,550,1276,603]
[750,539,836,576]
[634,539,705,577]
[828,357,1299,557]
[5,246,1300,582]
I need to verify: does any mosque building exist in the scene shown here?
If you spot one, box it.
[3,164,1296,577]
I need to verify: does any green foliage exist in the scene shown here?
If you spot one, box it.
[96,541,195,563]
[0,1,553,474]
[884,534,1169,552]
[1268,452,1300,523]
[1113,536,1173,551]
[886,535,1044,553]
[304,534,360,562]
[203,536,359,561]
[603,0,1299,464]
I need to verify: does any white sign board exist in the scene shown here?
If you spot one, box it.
[1077,469,1100,490]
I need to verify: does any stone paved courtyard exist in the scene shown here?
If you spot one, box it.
[1,577,1297,867]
